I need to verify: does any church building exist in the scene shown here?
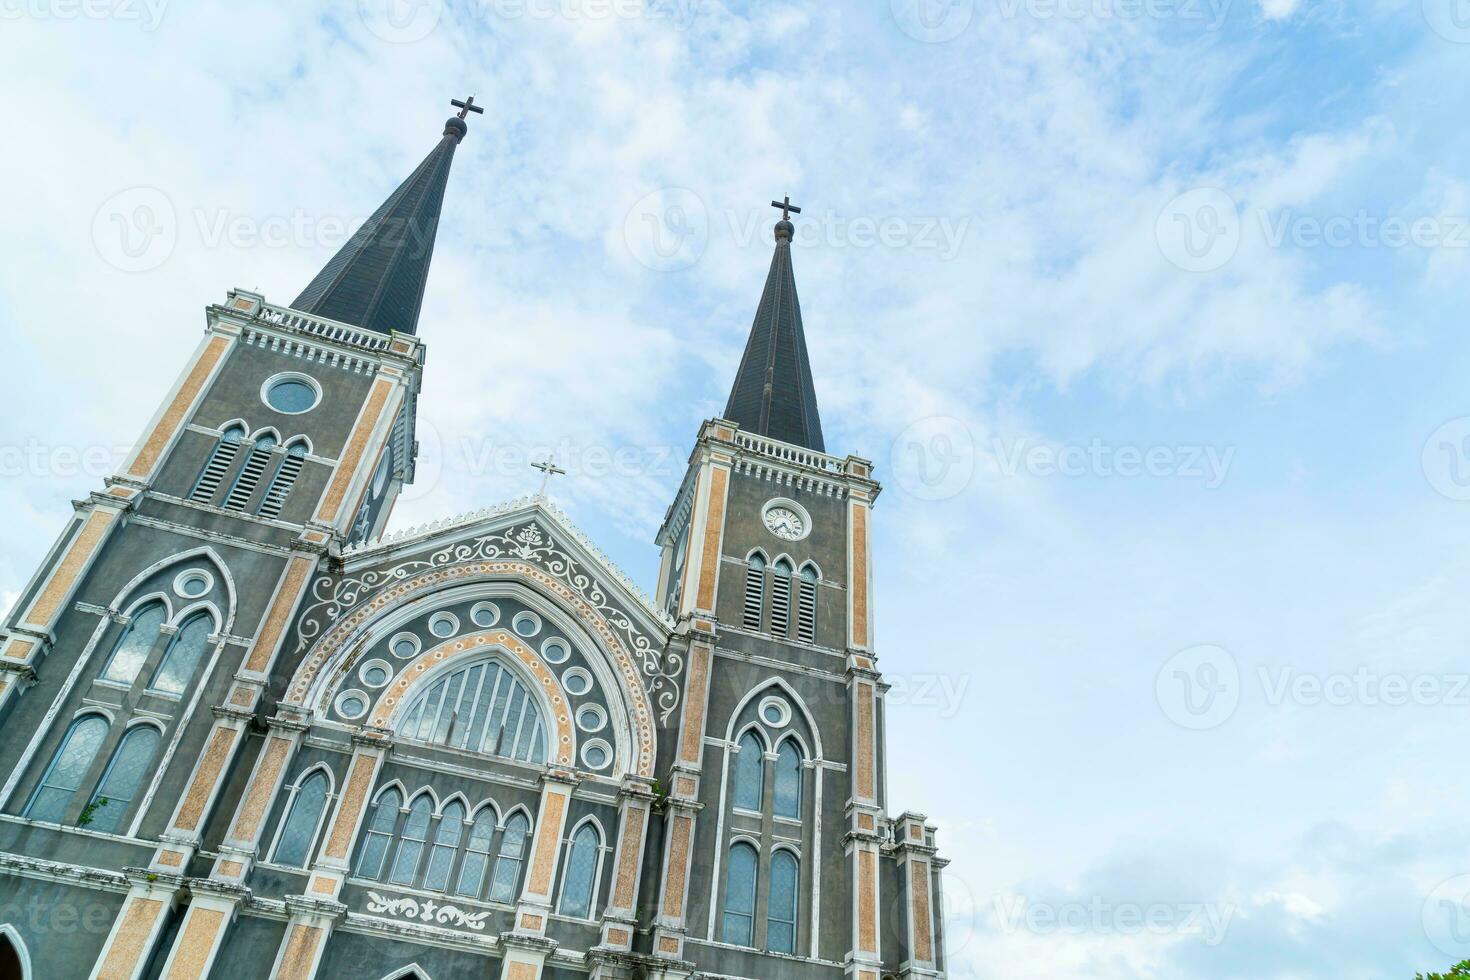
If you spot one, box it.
[0,100,948,980]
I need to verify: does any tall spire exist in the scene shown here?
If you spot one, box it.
[723,198,826,452]
[290,96,483,335]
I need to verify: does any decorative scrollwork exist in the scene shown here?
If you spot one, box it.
[365,891,491,930]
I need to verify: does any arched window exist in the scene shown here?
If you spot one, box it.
[768,850,800,954]
[25,714,109,823]
[733,732,765,811]
[489,811,530,903]
[0,926,28,980]
[148,612,213,696]
[355,787,402,880]
[742,553,766,631]
[389,794,434,885]
[770,559,793,637]
[456,808,496,898]
[85,725,160,833]
[224,432,279,511]
[191,424,246,503]
[773,740,802,820]
[397,656,547,765]
[721,841,759,947]
[424,801,465,891]
[797,564,818,642]
[258,439,308,520]
[557,822,601,919]
[100,601,166,685]
[273,769,330,868]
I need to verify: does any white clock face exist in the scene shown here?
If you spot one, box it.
[764,506,806,540]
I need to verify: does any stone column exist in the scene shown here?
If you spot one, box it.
[589,776,657,973]
[496,768,579,980]
[893,813,942,979]
[87,870,183,980]
[846,658,885,980]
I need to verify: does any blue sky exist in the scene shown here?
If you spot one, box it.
[4,0,1470,976]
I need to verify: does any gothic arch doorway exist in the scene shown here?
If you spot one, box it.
[0,925,29,980]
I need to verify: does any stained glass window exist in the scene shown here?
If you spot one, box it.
[273,770,329,868]
[768,849,799,954]
[25,714,109,823]
[397,656,546,764]
[457,809,496,897]
[101,601,166,685]
[558,823,601,919]
[774,740,802,820]
[424,801,465,891]
[355,788,402,879]
[86,725,160,834]
[734,733,765,811]
[489,812,529,903]
[721,842,759,946]
[389,794,433,885]
[148,613,213,696]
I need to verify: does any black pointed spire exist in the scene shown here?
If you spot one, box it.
[291,98,480,335]
[723,199,825,452]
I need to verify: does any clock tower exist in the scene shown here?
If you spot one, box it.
[643,207,946,980]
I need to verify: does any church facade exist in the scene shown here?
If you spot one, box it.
[0,104,948,980]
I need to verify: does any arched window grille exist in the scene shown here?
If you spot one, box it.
[223,432,278,511]
[257,439,308,520]
[742,553,767,631]
[733,732,765,811]
[397,656,547,765]
[721,841,759,947]
[773,740,803,820]
[770,559,793,637]
[424,801,466,891]
[389,794,434,885]
[85,725,160,834]
[272,769,331,868]
[489,812,530,903]
[456,809,497,898]
[797,563,818,642]
[558,822,602,919]
[191,424,246,503]
[24,714,109,823]
[355,787,402,880]
[100,601,166,685]
[147,612,213,696]
[768,850,800,954]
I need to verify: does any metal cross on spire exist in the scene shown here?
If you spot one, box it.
[532,457,567,497]
[451,95,485,120]
[771,195,802,221]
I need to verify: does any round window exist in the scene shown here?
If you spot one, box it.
[361,660,392,688]
[581,739,612,771]
[563,667,593,697]
[263,375,320,415]
[336,690,369,720]
[542,638,570,664]
[576,704,606,732]
[759,696,791,728]
[512,612,541,637]
[173,570,212,598]
[470,602,500,628]
[389,633,421,659]
[428,612,459,638]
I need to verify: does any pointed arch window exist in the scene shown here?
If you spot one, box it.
[273,769,331,868]
[797,563,818,642]
[223,432,278,511]
[397,656,547,765]
[456,808,497,898]
[100,601,166,685]
[721,841,759,947]
[147,612,213,696]
[389,794,434,885]
[768,850,800,954]
[355,787,402,880]
[0,927,27,980]
[25,714,109,823]
[770,559,793,637]
[424,801,466,891]
[85,725,160,834]
[743,553,766,631]
[488,811,530,903]
[191,424,246,503]
[257,439,308,520]
[774,740,803,820]
[558,822,601,919]
[733,732,765,811]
